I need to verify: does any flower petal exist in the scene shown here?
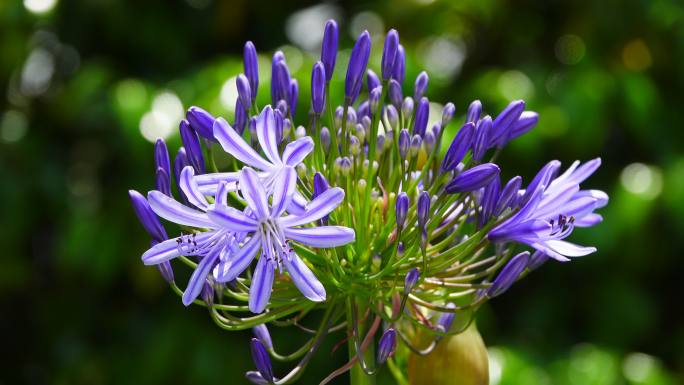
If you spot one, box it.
[239,167,270,219]
[256,106,282,165]
[283,254,326,302]
[214,117,274,170]
[544,239,597,257]
[215,234,261,282]
[288,191,307,215]
[141,232,214,265]
[271,166,297,217]
[215,181,230,207]
[148,191,214,228]
[573,213,603,227]
[180,166,209,210]
[282,137,314,166]
[280,187,344,227]
[182,248,221,306]
[249,256,274,313]
[194,171,240,189]
[284,226,355,247]
[207,206,258,232]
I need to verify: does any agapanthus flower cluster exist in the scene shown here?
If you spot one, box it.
[129,20,607,384]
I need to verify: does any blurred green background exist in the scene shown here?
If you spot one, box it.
[2,0,683,384]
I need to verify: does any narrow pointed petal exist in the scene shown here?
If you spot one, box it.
[240,167,270,219]
[283,254,326,302]
[567,158,601,185]
[215,235,261,282]
[281,136,314,166]
[207,206,258,232]
[129,190,167,243]
[574,213,603,227]
[215,181,230,207]
[182,249,220,306]
[256,106,282,165]
[249,256,275,313]
[194,171,240,189]
[487,251,530,298]
[288,191,308,215]
[213,117,273,171]
[141,232,217,265]
[284,226,355,247]
[545,240,597,257]
[148,191,214,228]
[179,166,209,210]
[271,166,297,217]
[280,187,344,227]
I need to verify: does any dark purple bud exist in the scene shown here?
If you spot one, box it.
[289,79,299,117]
[154,139,171,179]
[186,106,215,140]
[413,71,429,101]
[527,250,549,271]
[410,134,422,157]
[321,20,338,81]
[201,280,214,305]
[173,147,189,187]
[404,268,420,293]
[398,128,410,160]
[488,251,530,298]
[311,62,326,114]
[271,53,291,104]
[345,30,371,104]
[442,102,456,126]
[509,111,539,140]
[392,44,406,84]
[396,192,409,229]
[423,129,436,153]
[250,338,274,383]
[445,163,501,193]
[435,303,456,333]
[413,97,429,137]
[520,160,561,205]
[234,99,248,135]
[245,371,269,385]
[490,100,525,148]
[253,325,273,350]
[357,100,370,120]
[313,172,330,199]
[402,97,414,117]
[155,167,171,196]
[179,119,205,174]
[377,328,397,364]
[386,105,399,130]
[417,191,430,227]
[441,122,476,171]
[157,260,174,283]
[128,190,167,243]
[367,69,380,92]
[388,79,403,109]
[381,29,399,80]
[472,115,492,162]
[243,41,259,99]
[236,74,252,109]
[369,86,382,114]
[494,176,522,216]
[480,176,501,226]
[466,100,482,124]
[397,242,405,257]
[320,126,331,151]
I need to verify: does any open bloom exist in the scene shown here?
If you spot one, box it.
[207,167,355,313]
[193,105,313,212]
[488,158,607,261]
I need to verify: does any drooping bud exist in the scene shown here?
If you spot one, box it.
[398,128,410,160]
[445,163,501,193]
[487,251,530,298]
[345,30,372,104]
[410,134,422,158]
[321,20,338,81]
[466,100,482,123]
[311,61,326,114]
[243,41,259,99]
[253,324,273,350]
[369,86,382,114]
[494,176,522,216]
[413,97,429,137]
[250,338,274,383]
[490,99,525,148]
[508,111,539,140]
[442,102,456,126]
[128,190,167,243]
[404,268,420,293]
[396,192,409,229]
[441,122,476,172]
[386,105,399,130]
[236,74,252,109]
[381,29,399,80]
[186,106,215,140]
[179,119,205,174]
[367,69,380,92]
[471,115,492,162]
[413,71,429,101]
[402,97,414,118]
[435,303,456,333]
[234,99,247,135]
[417,191,430,227]
[388,79,403,108]
[377,328,397,364]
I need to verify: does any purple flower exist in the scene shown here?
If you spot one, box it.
[154,139,171,182]
[392,44,406,84]
[480,175,501,226]
[311,62,326,114]
[377,328,397,364]
[441,122,476,172]
[381,29,399,80]
[472,116,492,162]
[494,176,522,216]
[321,20,338,81]
[179,119,205,174]
[345,30,371,104]
[186,106,215,140]
[490,100,525,148]
[488,159,607,261]
[413,97,429,137]
[445,163,500,193]
[508,111,539,141]
[487,252,530,298]
[250,338,275,383]
[414,71,429,101]
[206,167,355,313]
[466,100,482,124]
[289,79,299,117]
[243,41,259,99]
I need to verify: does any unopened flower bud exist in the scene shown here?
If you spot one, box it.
[376,133,386,155]
[441,122,476,172]
[487,251,530,298]
[320,126,331,151]
[366,69,380,92]
[402,97,414,118]
[423,129,436,153]
[179,119,205,174]
[396,192,409,229]
[389,79,403,108]
[295,125,306,139]
[321,20,338,81]
[404,268,420,293]
[349,135,361,156]
[340,157,352,175]
[417,191,430,228]
[398,128,410,160]
[234,99,247,135]
[311,61,326,114]
[369,86,382,114]
[442,102,456,126]
[243,41,259,99]
[413,97,429,137]
[472,115,492,162]
[445,163,501,193]
[236,74,252,109]
[392,44,406,84]
[345,30,372,104]
[250,338,274,383]
[386,105,399,130]
[377,328,397,364]
[410,134,422,158]
[355,125,366,143]
[186,106,216,140]
[253,324,273,350]
[466,100,482,123]
[414,71,429,101]
[381,29,399,80]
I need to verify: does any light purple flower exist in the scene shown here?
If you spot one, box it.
[206,167,355,313]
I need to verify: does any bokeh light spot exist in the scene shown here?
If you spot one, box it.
[418,36,466,81]
[1,110,29,143]
[24,0,57,14]
[139,91,183,143]
[285,4,340,52]
[622,352,656,382]
[620,163,662,199]
[277,45,303,73]
[219,76,238,112]
[115,79,147,111]
[350,11,384,39]
[554,34,586,65]
[21,48,54,96]
[488,347,504,385]
[622,39,652,71]
[497,70,534,100]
